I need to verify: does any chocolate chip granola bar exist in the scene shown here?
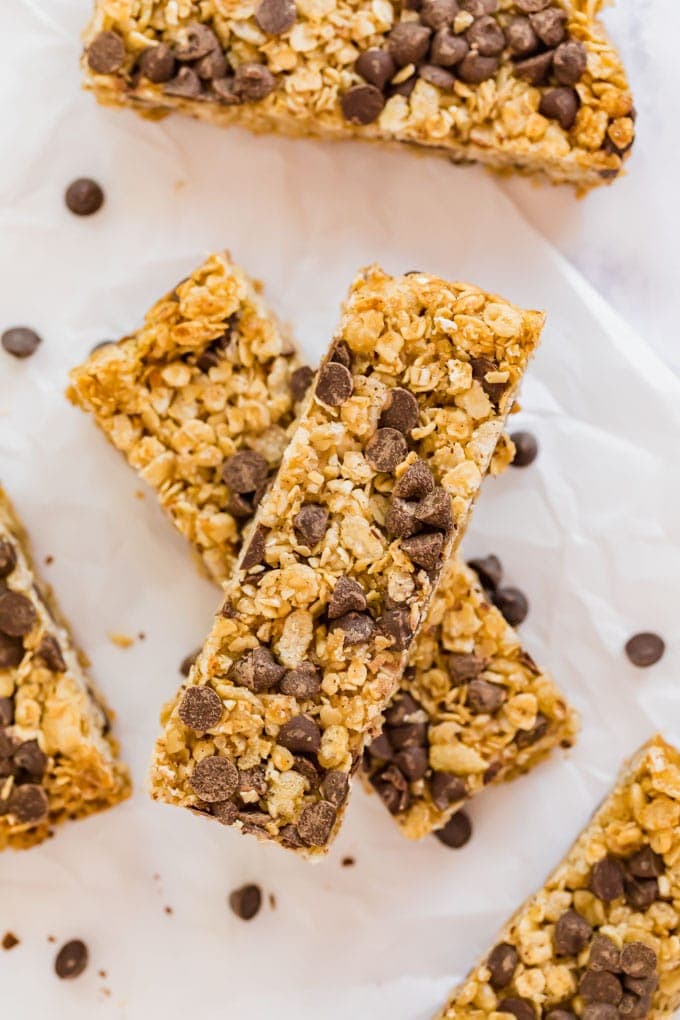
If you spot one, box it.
[0,486,130,851]
[437,735,680,1020]
[82,0,634,189]
[148,264,544,856]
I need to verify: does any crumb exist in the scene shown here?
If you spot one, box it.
[134,490,145,500]
[44,555,54,565]
[138,632,146,640]
[47,935,56,944]
[108,631,134,649]
[163,906,173,915]
[174,180,185,190]
[101,988,111,998]
[98,969,107,979]
[2,932,19,950]
[153,873,160,882]
[269,893,276,910]
[341,856,356,868]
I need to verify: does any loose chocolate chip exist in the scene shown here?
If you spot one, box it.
[315,361,353,406]
[233,62,276,100]
[0,541,16,578]
[195,48,228,80]
[514,49,555,85]
[628,845,664,878]
[298,800,336,846]
[365,428,409,473]
[164,66,203,97]
[620,943,657,979]
[320,770,349,806]
[2,326,42,360]
[539,86,579,130]
[530,7,566,46]
[467,554,503,591]
[431,28,469,66]
[554,909,592,956]
[420,0,459,28]
[430,772,466,809]
[0,591,36,637]
[379,388,419,434]
[211,799,239,825]
[38,635,66,673]
[333,611,375,645]
[175,22,221,61]
[395,746,428,780]
[582,1007,619,1020]
[388,22,432,67]
[624,876,658,911]
[290,365,314,401]
[553,39,587,85]
[0,697,13,727]
[414,487,453,531]
[435,810,472,848]
[506,16,539,56]
[13,739,47,780]
[580,969,623,1005]
[625,633,665,668]
[293,503,328,549]
[384,692,419,726]
[457,52,499,83]
[467,15,505,56]
[280,663,321,698]
[241,524,268,571]
[278,715,321,755]
[386,498,420,538]
[589,855,625,902]
[328,577,367,619]
[178,687,223,732]
[65,178,105,216]
[229,884,262,920]
[87,30,126,73]
[376,608,412,651]
[190,756,238,802]
[393,460,435,500]
[493,587,529,626]
[222,450,268,494]
[467,679,505,714]
[229,646,284,693]
[514,0,550,10]
[9,784,48,824]
[255,0,297,34]
[356,49,396,90]
[0,633,24,669]
[497,999,536,1020]
[401,532,444,571]
[487,942,519,989]
[388,721,427,749]
[55,939,89,979]
[510,431,538,467]
[138,43,176,82]
[368,732,393,761]
[589,934,621,972]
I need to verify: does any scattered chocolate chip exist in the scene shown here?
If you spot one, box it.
[457,52,499,83]
[239,766,268,798]
[164,65,203,97]
[506,16,539,56]
[0,633,24,669]
[278,715,321,755]
[514,49,554,85]
[624,875,658,911]
[539,86,579,130]
[2,326,42,359]
[530,6,566,46]
[580,969,623,1005]
[582,1007,619,1020]
[384,693,419,726]
[386,498,420,538]
[368,731,393,761]
[379,388,419,434]
[467,679,505,714]
[389,22,432,67]
[510,431,539,468]
[55,939,89,980]
[467,554,502,591]
[212,76,240,103]
[620,943,657,979]
[388,720,427,749]
[293,755,321,788]
[290,365,314,401]
[13,739,47,780]
[315,361,353,406]
[320,770,349,806]
[195,48,228,79]
[435,810,472,848]
[233,62,276,100]
[2,932,19,950]
[356,49,396,90]
[255,0,297,34]
[9,784,49,824]
[514,0,550,10]
[420,64,455,89]
[229,646,284,693]
[65,178,105,216]
[627,845,664,878]
[515,712,549,748]
[394,746,428,780]
[222,450,268,494]
[229,883,262,920]
[0,591,36,637]
[87,30,126,74]
[414,487,452,531]
[279,824,304,848]
[401,531,444,571]
[589,855,625,902]
[553,39,587,85]
[328,577,367,619]
[0,541,16,578]
[209,800,240,826]
[377,608,412,651]
[487,942,518,989]
[0,697,13,727]
[37,635,66,673]
[138,43,176,82]
[372,763,410,814]
[280,663,321,698]
[178,686,223,732]
[330,340,352,367]
[625,633,664,668]
[190,755,239,802]
[420,0,458,27]
[554,908,592,956]
[589,934,621,972]
[430,27,469,66]
[467,15,505,55]
[430,772,466,809]
[341,856,355,867]
[498,1000,536,1020]
[393,460,435,500]
[298,800,336,845]
[175,22,221,61]
[366,428,409,473]
[293,503,328,548]
[333,611,374,645]
[226,491,255,518]
[622,972,658,999]
[492,587,529,626]
[241,524,268,571]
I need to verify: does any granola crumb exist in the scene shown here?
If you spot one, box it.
[341,856,356,868]
[107,631,134,649]
[2,932,19,950]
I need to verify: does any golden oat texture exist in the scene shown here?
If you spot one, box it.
[150,264,544,857]
[0,487,130,851]
[437,736,680,1020]
[81,0,634,190]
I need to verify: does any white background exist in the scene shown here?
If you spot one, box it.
[0,2,679,1018]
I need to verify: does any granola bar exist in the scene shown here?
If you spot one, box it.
[149,264,544,856]
[436,735,680,1020]
[0,487,130,851]
[363,556,578,839]
[67,252,308,585]
[81,0,634,190]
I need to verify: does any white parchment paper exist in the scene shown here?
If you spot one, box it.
[1,2,679,1018]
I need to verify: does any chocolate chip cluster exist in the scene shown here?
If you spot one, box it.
[486,845,664,1020]
[342,0,587,130]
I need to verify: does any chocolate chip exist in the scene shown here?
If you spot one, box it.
[164,65,204,97]
[372,764,410,814]
[553,39,587,85]
[278,715,321,754]
[467,15,505,55]
[238,767,268,799]
[226,491,255,519]
[430,772,466,809]
[431,28,469,66]
[292,503,328,549]
[356,49,396,90]
[241,524,268,571]
[617,995,651,1019]
[492,587,528,626]
[178,687,223,732]
[278,824,304,848]
[386,498,420,538]
[255,0,297,34]
[280,663,321,698]
[401,532,444,571]
[580,970,623,1005]
[539,86,579,130]
[65,177,105,216]
[195,48,228,79]
[212,76,240,103]
[510,431,539,467]
[0,541,16,578]
[467,679,505,714]
[624,876,658,911]
[229,647,284,693]
[366,428,409,472]
[0,698,13,727]
[55,939,89,979]
[515,712,549,748]
[229,884,262,920]
[554,908,592,956]
[514,0,550,10]
[379,388,420,434]
[423,52,456,80]
[290,365,314,401]
[138,43,176,82]
[467,554,502,591]
[497,999,536,1020]
[0,591,36,637]
[330,340,352,368]
[376,608,412,651]
[384,693,419,726]
[393,460,435,499]
[414,487,452,531]
[514,49,554,85]
[320,770,349,806]
[2,932,19,950]
[3,325,41,359]
[395,746,428,780]
[175,22,221,60]
[315,361,353,406]
[368,732,393,761]
[506,16,539,56]
[38,635,66,673]
[589,934,621,972]
[8,784,48,824]
[233,62,276,100]
[487,942,518,989]
[328,577,367,619]
[620,943,657,979]
[211,799,239,825]
[420,0,458,28]
[435,810,472,848]
[388,721,427,749]
[582,1007,619,1020]
[87,30,126,73]
[623,973,658,998]
[627,845,664,878]
[298,800,336,845]
[190,755,239,803]
[238,809,271,834]
[13,739,47,780]
[332,611,374,645]
[457,52,499,83]
[530,7,566,46]
[222,450,268,494]
[589,855,625,902]
[0,633,24,669]
[625,633,664,668]
[388,22,432,66]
